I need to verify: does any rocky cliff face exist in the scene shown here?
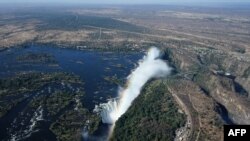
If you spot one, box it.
[235,77,250,99]
[167,79,224,141]
[194,72,250,124]
[165,46,250,125]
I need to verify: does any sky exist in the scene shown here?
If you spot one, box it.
[0,0,250,4]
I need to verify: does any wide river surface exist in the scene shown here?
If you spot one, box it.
[0,45,143,141]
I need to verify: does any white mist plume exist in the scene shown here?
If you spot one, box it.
[94,47,171,124]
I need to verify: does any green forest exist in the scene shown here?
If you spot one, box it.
[111,80,186,141]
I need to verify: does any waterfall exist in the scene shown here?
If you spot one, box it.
[94,47,171,125]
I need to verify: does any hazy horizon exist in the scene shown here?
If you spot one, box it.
[0,0,250,4]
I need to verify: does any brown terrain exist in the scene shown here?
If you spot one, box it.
[0,4,249,141]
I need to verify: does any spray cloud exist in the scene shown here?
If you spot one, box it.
[94,47,171,125]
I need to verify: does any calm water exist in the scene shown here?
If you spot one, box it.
[0,45,143,141]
